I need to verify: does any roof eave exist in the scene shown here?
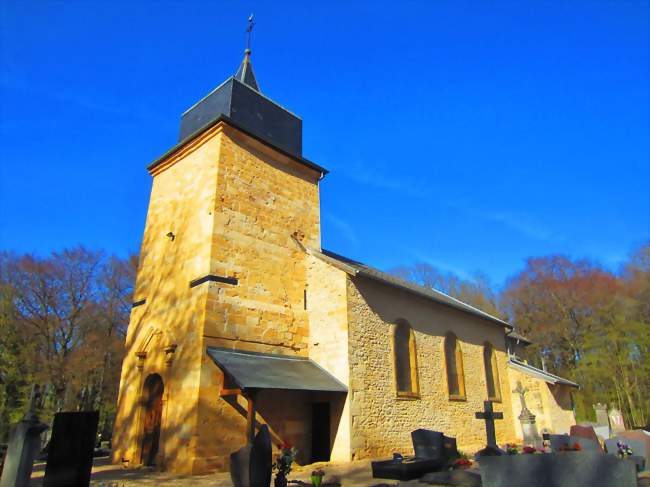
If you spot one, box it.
[147,114,328,176]
[308,247,512,330]
[508,358,579,389]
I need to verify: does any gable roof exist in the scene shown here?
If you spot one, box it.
[308,247,512,330]
[508,357,579,388]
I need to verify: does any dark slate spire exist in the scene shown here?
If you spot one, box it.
[234,49,260,92]
[178,15,303,157]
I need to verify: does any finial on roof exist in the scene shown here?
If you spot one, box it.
[246,14,254,52]
[235,14,260,92]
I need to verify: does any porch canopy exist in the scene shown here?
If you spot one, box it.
[206,346,348,393]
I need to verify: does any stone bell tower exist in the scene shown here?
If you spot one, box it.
[112,44,329,473]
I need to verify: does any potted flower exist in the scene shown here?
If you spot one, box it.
[311,468,325,487]
[453,458,472,469]
[616,441,633,458]
[505,443,519,455]
[273,442,297,487]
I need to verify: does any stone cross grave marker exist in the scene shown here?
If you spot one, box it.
[512,382,532,417]
[475,400,504,456]
[512,382,541,447]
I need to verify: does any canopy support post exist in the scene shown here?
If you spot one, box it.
[246,389,258,445]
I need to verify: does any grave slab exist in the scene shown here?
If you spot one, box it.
[371,457,446,481]
[479,451,637,487]
[619,430,650,468]
[420,469,482,486]
[604,437,647,471]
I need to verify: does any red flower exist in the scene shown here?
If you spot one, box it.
[522,446,536,454]
[281,441,293,450]
[573,443,581,451]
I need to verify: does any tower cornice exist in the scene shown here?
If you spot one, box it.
[147,115,328,178]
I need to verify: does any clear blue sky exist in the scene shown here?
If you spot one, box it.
[1,1,648,285]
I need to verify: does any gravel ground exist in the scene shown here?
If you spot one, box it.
[28,457,419,487]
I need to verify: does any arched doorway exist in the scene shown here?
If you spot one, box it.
[141,373,164,466]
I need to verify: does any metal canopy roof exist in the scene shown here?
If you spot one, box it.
[207,347,348,393]
[508,357,579,388]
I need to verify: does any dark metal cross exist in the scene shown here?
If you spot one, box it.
[475,400,503,448]
[246,14,255,51]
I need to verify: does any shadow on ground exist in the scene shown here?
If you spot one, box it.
[28,457,410,487]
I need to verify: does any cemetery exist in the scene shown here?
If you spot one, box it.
[0,6,648,487]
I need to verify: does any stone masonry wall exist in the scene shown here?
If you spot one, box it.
[112,125,222,472]
[507,365,576,438]
[346,276,517,458]
[194,124,324,472]
[306,254,351,461]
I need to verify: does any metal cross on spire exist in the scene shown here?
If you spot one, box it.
[246,14,255,52]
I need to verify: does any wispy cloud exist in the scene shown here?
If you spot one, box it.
[339,161,429,200]
[445,199,562,243]
[405,249,472,279]
[0,74,164,123]
[324,212,360,248]
[482,211,559,242]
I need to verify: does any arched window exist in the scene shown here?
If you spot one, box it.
[444,333,466,399]
[393,321,419,396]
[484,342,502,401]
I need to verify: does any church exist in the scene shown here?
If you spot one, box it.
[112,46,578,474]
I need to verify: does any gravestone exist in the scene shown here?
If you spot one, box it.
[512,382,541,447]
[570,425,599,444]
[609,407,626,434]
[548,434,569,452]
[475,400,504,456]
[548,433,601,453]
[593,403,609,427]
[411,429,458,462]
[230,424,272,487]
[0,385,49,487]
[479,451,637,487]
[43,411,99,487]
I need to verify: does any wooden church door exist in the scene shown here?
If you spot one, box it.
[141,373,164,466]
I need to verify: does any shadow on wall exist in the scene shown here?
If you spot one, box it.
[548,384,573,411]
[224,389,347,465]
[351,277,506,349]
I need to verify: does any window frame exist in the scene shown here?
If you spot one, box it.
[444,332,466,401]
[392,320,420,399]
[483,342,502,402]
